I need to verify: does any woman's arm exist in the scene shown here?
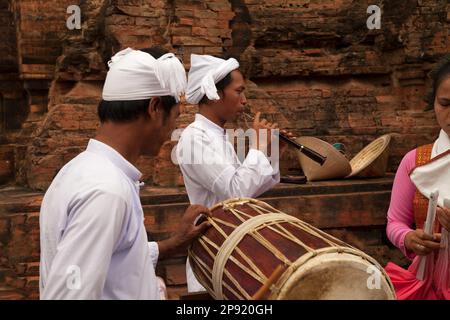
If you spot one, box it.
[386,149,417,260]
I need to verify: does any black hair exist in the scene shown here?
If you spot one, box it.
[198,54,245,105]
[426,54,450,110]
[98,46,177,123]
[98,96,177,123]
[199,72,235,105]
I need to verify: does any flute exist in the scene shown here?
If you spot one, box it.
[241,112,327,166]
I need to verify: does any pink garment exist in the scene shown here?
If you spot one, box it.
[386,149,417,260]
[434,229,450,299]
[385,254,438,300]
[385,148,450,300]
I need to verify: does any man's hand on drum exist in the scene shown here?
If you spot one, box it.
[158,205,211,259]
[437,206,450,231]
[404,229,442,256]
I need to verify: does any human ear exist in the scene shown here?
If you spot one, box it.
[148,97,161,119]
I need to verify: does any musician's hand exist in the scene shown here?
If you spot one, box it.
[404,229,442,256]
[158,205,211,259]
[252,112,278,153]
[279,129,297,157]
[437,206,450,231]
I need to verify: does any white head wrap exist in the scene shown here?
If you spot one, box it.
[186,54,240,104]
[102,48,187,102]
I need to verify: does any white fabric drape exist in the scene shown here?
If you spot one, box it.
[186,54,240,104]
[102,48,187,102]
[410,130,450,207]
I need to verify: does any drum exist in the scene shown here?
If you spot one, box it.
[188,198,396,300]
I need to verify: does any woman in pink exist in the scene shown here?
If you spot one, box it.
[386,55,450,299]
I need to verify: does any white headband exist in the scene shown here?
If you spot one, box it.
[102,48,187,102]
[186,54,240,104]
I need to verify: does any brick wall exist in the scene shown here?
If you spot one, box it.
[0,0,446,190]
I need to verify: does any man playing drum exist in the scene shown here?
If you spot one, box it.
[39,47,211,299]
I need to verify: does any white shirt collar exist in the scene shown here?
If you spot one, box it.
[194,113,226,136]
[86,139,142,182]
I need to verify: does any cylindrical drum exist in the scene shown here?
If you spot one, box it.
[188,198,396,300]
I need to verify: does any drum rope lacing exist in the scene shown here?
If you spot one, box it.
[189,198,369,300]
[214,201,351,299]
[212,213,300,299]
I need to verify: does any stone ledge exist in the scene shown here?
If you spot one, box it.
[140,175,395,205]
[0,176,394,215]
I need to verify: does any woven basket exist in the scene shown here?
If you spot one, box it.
[347,134,391,178]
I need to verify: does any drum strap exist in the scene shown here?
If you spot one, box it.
[212,213,301,300]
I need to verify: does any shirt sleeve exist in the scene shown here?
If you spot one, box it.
[41,190,127,300]
[148,242,159,269]
[386,149,417,260]
[178,133,280,201]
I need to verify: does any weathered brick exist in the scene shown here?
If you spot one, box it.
[172,26,192,37]
[193,9,218,19]
[172,36,221,46]
[178,17,194,26]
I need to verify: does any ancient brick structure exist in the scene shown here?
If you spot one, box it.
[1,0,448,190]
[0,0,449,299]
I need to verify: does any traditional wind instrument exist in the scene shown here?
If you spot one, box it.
[241,112,327,166]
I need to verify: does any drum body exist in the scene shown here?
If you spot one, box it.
[189,198,395,300]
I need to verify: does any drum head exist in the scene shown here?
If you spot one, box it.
[276,251,395,300]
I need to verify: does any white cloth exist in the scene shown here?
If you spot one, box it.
[186,54,240,104]
[102,48,187,102]
[40,139,161,300]
[410,130,450,207]
[431,129,450,158]
[176,114,280,292]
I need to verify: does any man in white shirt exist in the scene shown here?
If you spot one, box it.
[176,54,292,292]
[39,47,211,300]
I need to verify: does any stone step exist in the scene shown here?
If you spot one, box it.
[0,286,26,300]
